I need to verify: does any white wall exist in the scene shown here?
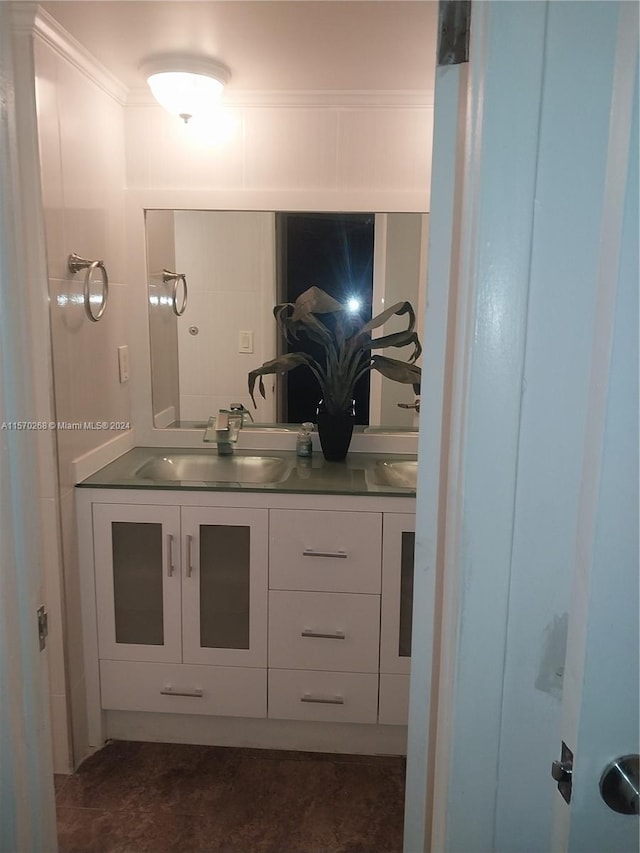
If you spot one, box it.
[125,102,432,203]
[378,213,425,427]
[34,31,131,769]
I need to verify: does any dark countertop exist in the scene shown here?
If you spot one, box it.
[77,447,418,497]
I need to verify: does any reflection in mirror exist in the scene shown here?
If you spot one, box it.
[146,210,427,431]
[277,213,375,424]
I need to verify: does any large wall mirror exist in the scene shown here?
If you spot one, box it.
[146,209,428,432]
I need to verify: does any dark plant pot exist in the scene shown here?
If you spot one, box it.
[316,401,355,462]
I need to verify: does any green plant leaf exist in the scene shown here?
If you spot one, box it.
[248,353,314,407]
[358,300,416,335]
[290,286,345,321]
[370,355,421,392]
[350,299,421,361]
[365,329,422,362]
[275,299,336,349]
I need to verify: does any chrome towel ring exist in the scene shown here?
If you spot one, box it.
[68,253,109,322]
[162,269,188,317]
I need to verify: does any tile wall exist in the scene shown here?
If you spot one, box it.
[34,35,131,770]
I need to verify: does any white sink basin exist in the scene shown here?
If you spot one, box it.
[133,454,290,484]
[371,460,418,489]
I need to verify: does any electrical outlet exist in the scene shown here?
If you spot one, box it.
[117,345,130,383]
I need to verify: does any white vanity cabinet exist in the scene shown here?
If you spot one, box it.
[379,513,416,725]
[90,501,268,718]
[78,485,416,752]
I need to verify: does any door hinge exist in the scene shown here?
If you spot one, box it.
[551,741,574,804]
[37,605,48,651]
[437,0,471,66]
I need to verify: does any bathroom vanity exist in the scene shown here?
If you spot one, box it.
[77,447,417,755]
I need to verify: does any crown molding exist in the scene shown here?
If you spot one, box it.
[11,2,39,34]
[31,8,434,112]
[34,7,129,105]
[127,87,435,110]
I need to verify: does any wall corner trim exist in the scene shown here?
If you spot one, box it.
[34,8,128,106]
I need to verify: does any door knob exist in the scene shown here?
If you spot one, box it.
[600,755,639,815]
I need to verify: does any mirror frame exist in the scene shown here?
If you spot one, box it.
[127,189,427,454]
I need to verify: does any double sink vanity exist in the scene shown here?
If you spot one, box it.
[77,444,417,755]
[84,446,418,490]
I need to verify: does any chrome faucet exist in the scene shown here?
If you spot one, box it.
[203,411,240,455]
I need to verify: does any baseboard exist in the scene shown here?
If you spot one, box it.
[104,710,407,756]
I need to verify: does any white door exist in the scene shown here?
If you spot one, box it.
[0,3,57,848]
[406,2,639,852]
[552,25,639,850]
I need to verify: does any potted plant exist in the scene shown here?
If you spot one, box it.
[248,286,421,460]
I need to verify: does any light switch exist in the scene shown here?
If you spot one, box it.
[238,330,254,353]
[117,345,130,383]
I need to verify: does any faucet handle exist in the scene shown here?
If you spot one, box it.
[216,411,230,432]
[203,416,217,442]
[397,397,421,413]
[229,402,254,424]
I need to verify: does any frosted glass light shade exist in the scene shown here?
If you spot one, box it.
[142,57,230,123]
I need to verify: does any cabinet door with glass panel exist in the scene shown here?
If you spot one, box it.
[181,506,267,667]
[93,504,182,663]
[92,503,268,667]
[380,513,415,675]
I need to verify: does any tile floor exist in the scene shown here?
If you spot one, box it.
[55,740,406,853]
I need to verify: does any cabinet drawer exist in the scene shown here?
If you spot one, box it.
[269,590,380,672]
[269,509,382,593]
[378,673,410,726]
[100,659,266,718]
[268,669,379,724]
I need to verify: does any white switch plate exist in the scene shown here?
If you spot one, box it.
[238,330,254,353]
[117,345,130,383]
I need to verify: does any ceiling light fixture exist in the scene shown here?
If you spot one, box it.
[141,56,231,124]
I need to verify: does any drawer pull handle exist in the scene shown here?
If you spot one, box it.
[301,629,346,640]
[301,693,345,706]
[302,549,347,559]
[160,685,203,698]
[166,534,175,577]
[186,534,193,578]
